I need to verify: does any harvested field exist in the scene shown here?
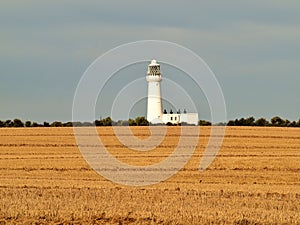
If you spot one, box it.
[0,126,300,224]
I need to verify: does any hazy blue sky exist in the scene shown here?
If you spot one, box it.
[1,1,300,122]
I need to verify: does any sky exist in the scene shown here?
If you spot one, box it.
[1,1,300,123]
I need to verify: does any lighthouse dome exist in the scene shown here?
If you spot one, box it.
[150,59,159,65]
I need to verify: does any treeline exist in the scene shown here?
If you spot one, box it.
[0,119,75,128]
[226,116,300,127]
[0,117,149,128]
[0,116,300,128]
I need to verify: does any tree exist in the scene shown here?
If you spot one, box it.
[5,120,13,127]
[227,120,235,126]
[166,122,174,126]
[43,122,50,127]
[105,117,112,126]
[13,118,24,127]
[63,122,73,127]
[51,121,63,127]
[94,120,102,126]
[0,120,4,127]
[238,118,245,126]
[135,117,149,126]
[128,118,137,126]
[297,119,300,127]
[244,117,255,126]
[32,122,40,127]
[271,116,284,126]
[255,118,269,126]
[199,120,212,126]
[283,119,291,127]
[288,121,297,127]
[25,121,32,127]
[95,117,113,126]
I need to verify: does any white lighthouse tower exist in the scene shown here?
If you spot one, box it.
[146,59,163,123]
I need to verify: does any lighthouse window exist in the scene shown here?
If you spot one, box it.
[150,65,160,75]
[171,117,173,120]
[175,117,177,120]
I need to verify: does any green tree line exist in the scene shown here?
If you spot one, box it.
[0,117,149,128]
[0,116,300,128]
[226,116,300,127]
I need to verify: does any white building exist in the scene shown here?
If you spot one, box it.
[146,59,198,125]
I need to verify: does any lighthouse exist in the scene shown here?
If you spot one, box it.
[146,59,198,125]
[146,59,163,123]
